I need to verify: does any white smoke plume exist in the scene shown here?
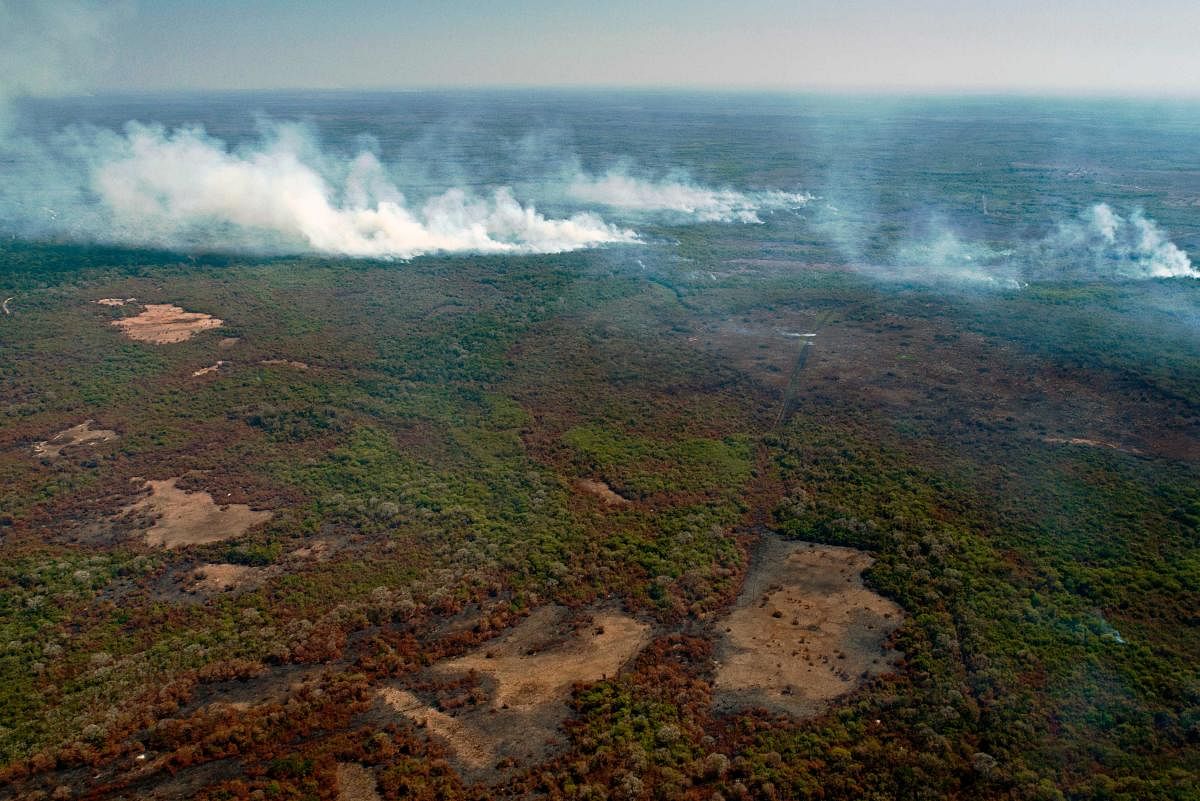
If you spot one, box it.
[2,114,823,257]
[1039,203,1197,279]
[890,204,1196,287]
[82,122,635,258]
[568,169,810,223]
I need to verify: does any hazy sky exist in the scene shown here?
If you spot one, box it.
[12,0,1200,95]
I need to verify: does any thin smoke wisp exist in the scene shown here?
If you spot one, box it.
[568,170,810,223]
[891,203,1196,287]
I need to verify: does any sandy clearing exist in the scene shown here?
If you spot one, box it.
[33,420,119,459]
[379,688,495,769]
[381,605,649,775]
[2,297,12,315]
[186,563,260,594]
[288,540,331,560]
[95,297,136,306]
[260,359,309,370]
[714,538,902,717]
[1044,436,1140,454]
[111,304,223,344]
[575,478,629,506]
[192,361,228,377]
[125,478,272,549]
[335,763,381,801]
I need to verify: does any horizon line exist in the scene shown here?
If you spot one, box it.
[26,84,1200,103]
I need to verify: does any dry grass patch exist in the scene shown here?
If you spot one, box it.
[380,605,649,776]
[185,563,261,594]
[335,763,381,801]
[1043,435,1140,454]
[111,303,223,344]
[575,478,629,506]
[124,478,272,549]
[32,420,118,459]
[713,538,902,717]
[192,361,228,377]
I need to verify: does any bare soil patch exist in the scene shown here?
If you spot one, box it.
[713,538,902,717]
[379,605,649,777]
[33,420,119,459]
[288,540,332,561]
[111,303,223,344]
[260,359,310,369]
[124,478,272,549]
[1043,436,1141,454]
[186,563,261,594]
[575,478,629,506]
[218,337,240,349]
[95,297,136,306]
[336,763,382,801]
[192,361,228,377]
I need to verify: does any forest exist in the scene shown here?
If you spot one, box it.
[0,236,1197,800]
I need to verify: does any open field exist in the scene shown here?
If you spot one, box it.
[124,478,273,549]
[109,303,224,344]
[380,605,650,776]
[713,538,902,717]
[32,420,119,460]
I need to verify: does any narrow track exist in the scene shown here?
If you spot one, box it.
[772,308,835,430]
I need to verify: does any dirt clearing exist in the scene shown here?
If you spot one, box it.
[111,303,223,344]
[33,420,118,459]
[124,478,272,549]
[714,538,902,717]
[380,605,649,776]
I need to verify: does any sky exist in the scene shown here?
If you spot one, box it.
[6,0,1200,96]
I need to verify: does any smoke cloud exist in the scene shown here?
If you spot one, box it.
[1039,203,1196,279]
[568,169,810,223]
[85,122,635,258]
[886,203,1196,287]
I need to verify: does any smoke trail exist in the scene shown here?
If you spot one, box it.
[2,117,824,257]
[885,204,1196,287]
[568,169,810,223]
[83,122,635,258]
